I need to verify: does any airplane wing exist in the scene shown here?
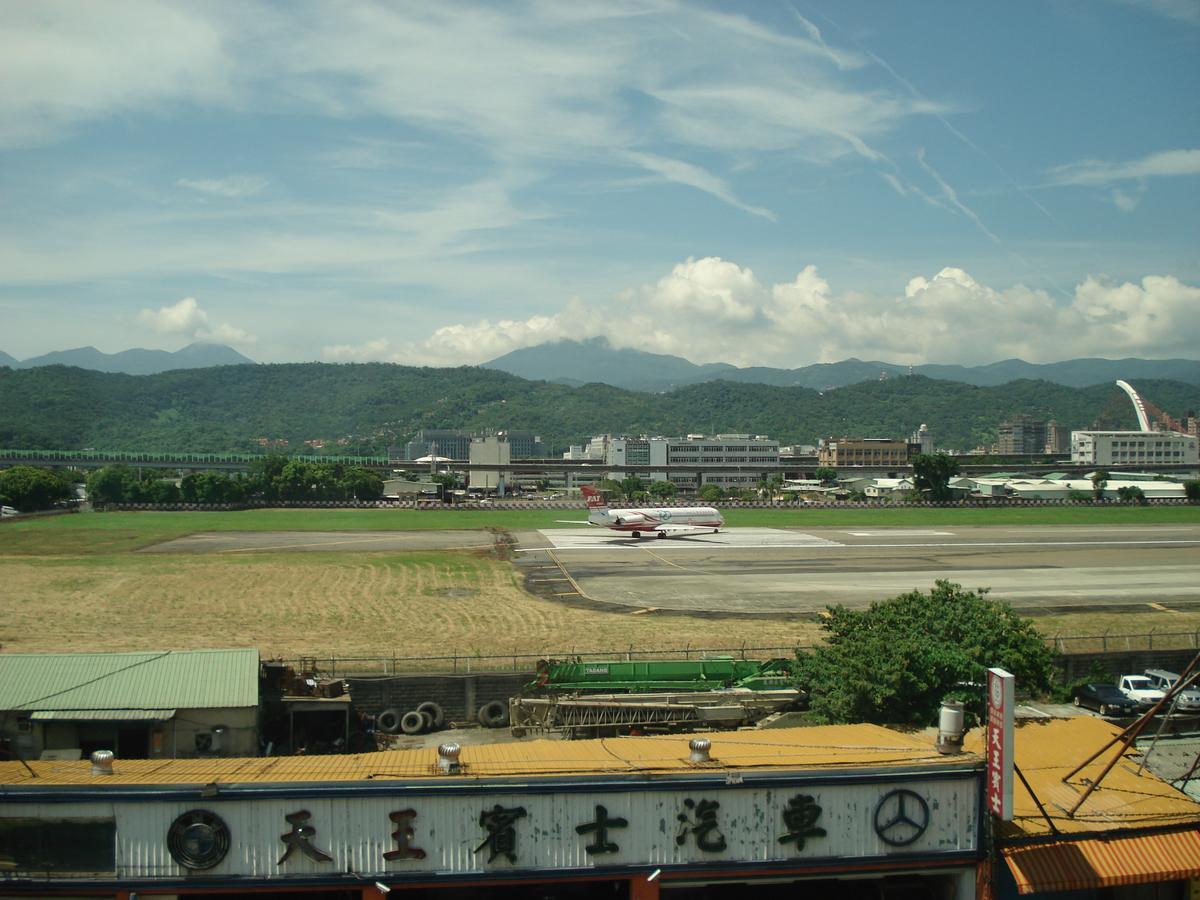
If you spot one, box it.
[555,520,596,525]
[652,524,717,535]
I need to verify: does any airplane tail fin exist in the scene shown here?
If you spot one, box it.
[581,485,608,510]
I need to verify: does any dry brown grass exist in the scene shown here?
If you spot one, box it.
[0,551,822,660]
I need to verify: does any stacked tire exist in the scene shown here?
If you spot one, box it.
[477,700,509,728]
[375,701,446,735]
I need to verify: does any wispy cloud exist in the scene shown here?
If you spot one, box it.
[916,149,1001,244]
[178,175,271,198]
[1050,149,1200,185]
[623,152,776,220]
[1114,0,1200,25]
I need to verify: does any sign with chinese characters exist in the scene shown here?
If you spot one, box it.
[986,667,1015,821]
[4,775,979,883]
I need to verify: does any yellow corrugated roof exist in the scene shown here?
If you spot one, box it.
[964,716,1200,839]
[0,723,966,787]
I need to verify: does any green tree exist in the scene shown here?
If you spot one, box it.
[86,464,138,505]
[1091,469,1110,500]
[647,480,677,500]
[698,483,724,502]
[911,453,960,501]
[796,580,1053,726]
[814,467,838,486]
[619,475,645,502]
[1186,480,1200,501]
[595,478,625,500]
[247,454,289,501]
[0,466,73,510]
[340,467,384,501]
[1116,485,1145,504]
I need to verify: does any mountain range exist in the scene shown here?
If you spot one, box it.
[483,338,1200,391]
[2,362,1197,454]
[0,343,255,375]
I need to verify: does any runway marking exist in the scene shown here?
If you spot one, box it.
[631,607,658,615]
[638,547,691,570]
[845,530,953,536]
[1148,602,1180,613]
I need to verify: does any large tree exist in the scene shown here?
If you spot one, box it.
[911,452,960,501]
[796,580,1053,726]
[0,465,73,510]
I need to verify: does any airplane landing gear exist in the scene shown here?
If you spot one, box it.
[657,531,667,539]
[631,530,641,538]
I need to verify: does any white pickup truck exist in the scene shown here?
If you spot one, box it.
[1118,675,1165,710]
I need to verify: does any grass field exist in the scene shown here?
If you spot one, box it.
[3,504,1197,555]
[2,506,1197,661]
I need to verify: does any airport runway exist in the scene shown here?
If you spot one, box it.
[518,524,1200,615]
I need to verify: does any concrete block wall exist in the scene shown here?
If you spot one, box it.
[347,672,530,723]
[1055,649,1196,685]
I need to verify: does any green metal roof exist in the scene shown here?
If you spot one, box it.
[0,649,258,712]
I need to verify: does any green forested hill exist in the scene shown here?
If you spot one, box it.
[0,363,1196,453]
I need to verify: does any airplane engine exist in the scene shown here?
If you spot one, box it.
[614,513,645,526]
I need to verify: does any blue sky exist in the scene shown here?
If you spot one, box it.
[1,0,1198,368]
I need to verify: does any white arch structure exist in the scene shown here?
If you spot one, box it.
[1115,379,1152,431]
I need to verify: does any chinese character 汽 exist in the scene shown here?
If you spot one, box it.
[278,810,333,865]
[778,794,826,852]
[475,804,527,863]
[383,809,426,861]
[575,804,628,855]
[676,798,727,852]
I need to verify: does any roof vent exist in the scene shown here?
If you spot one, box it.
[689,738,712,764]
[90,750,114,776]
[437,743,462,774]
[936,699,965,755]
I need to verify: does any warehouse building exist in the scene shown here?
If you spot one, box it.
[0,649,259,762]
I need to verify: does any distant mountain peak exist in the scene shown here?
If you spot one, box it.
[9,343,256,375]
[483,341,1200,392]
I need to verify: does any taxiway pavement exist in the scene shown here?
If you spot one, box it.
[518,524,1200,615]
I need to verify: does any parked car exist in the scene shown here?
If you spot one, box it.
[1118,675,1166,710]
[1143,669,1200,712]
[1072,683,1140,717]
[0,505,18,517]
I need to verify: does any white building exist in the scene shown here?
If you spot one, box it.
[468,435,511,493]
[910,423,934,455]
[1071,430,1199,466]
[607,434,780,492]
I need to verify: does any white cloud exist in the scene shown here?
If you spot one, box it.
[137,297,257,345]
[1111,185,1145,212]
[1050,149,1200,186]
[336,258,1200,368]
[1115,0,1200,25]
[178,176,270,198]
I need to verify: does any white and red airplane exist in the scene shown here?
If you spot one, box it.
[571,485,725,539]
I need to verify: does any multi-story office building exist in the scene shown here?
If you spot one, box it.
[997,415,1048,455]
[1071,430,1199,466]
[405,429,542,461]
[818,437,910,468]
[606,434,780,491]
[1045,420,1070,454]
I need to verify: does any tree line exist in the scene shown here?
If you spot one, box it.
[85,456,384,506]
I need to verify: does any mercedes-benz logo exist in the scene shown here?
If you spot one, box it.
[873,789,930,847]
[167,809,231,870]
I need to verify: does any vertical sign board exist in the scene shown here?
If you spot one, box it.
[986,668,1014,821]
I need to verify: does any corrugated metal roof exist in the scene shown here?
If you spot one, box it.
[0,723,964,787]
[1004,829,1200,894]
[965,716,1200,839]
[0,649,257,711]
[28,708,176,721]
